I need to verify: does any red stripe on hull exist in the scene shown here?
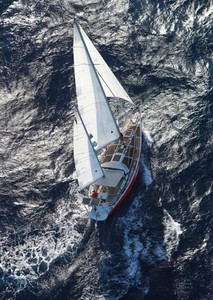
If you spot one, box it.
[109,161,140,216]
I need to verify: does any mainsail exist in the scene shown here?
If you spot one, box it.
[73,21,120,151]
[73,113,104,190]
[77,23,134,105]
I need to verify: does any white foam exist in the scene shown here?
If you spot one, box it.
[0,183,89,291]
[142,128,154,147]
[141,156,153,186]
[163,209,182,260]
[124,234,142,278]
[116,194,144,285]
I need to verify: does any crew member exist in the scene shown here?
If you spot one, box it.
[91,190,98,198]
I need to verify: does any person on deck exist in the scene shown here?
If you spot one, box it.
[91,190,98,198]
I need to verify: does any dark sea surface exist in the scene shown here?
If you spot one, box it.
[0,0,212,299]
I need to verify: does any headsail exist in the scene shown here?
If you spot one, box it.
[77,23,134,105]
[73,113,104,190]
[73,21,120,151]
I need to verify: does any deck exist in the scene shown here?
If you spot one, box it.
[87,113,142,207]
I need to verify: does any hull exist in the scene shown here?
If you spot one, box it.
[87,152,141,221]
[109,160,140,216]
[84,113,142,221]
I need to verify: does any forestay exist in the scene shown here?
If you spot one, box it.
[73,114,104,190]
[73,22,120,151]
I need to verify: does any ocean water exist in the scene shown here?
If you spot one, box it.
[0,0,212,299]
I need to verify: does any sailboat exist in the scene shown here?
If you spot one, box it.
[73,20,142,221]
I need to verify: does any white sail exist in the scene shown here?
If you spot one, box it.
[78,23,134,105]
[73,22,120,151]
[73,114,104,190]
